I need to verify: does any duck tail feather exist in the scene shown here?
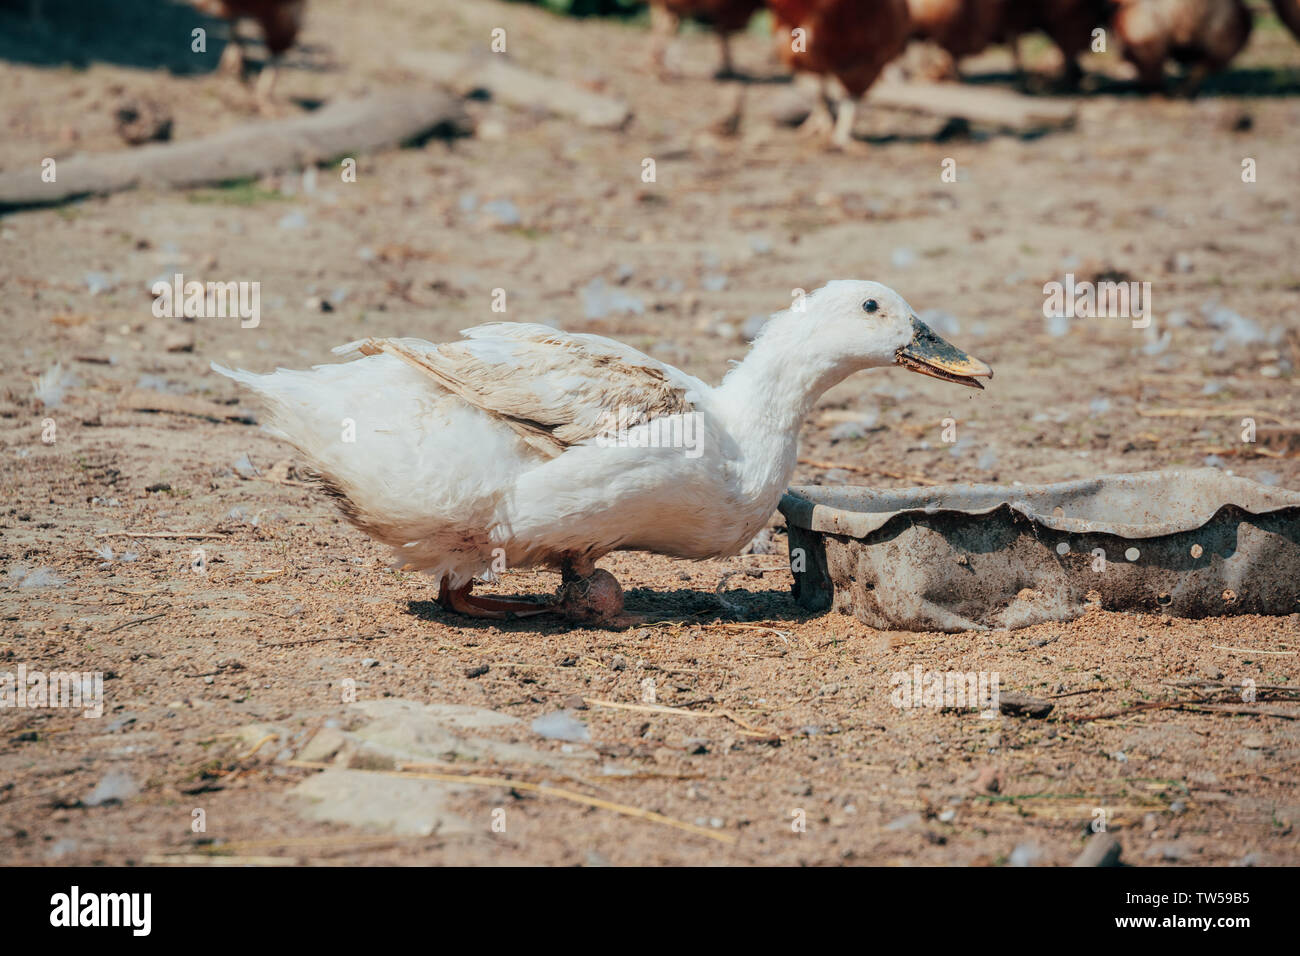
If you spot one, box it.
[332,338,386,358]
[210,361,260,388]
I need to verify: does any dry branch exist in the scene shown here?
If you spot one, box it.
[400,52,631,130]
[0,90,471,209]
[117,388,254,422]
[286,760,735,845]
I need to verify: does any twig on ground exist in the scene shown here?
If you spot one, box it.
[285,760,736,845]
[95,531,228,540]
[1065,691,1300,722]
[1136,406,1291,425]
[1210,644,1296,656]
[234,734,279,761]
[584,697,776,736]
[260,634,383,648]
[104,612,166,633]
[144,854,303,866]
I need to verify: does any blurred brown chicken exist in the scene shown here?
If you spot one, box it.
[1270,0,1300,43]
[904,1,1109,87]
[767,0,912,147]
[196,0,306,103]
[1112,0,1251,93]
[650,0,764,78]
[907,0,1006,78]
[1001,0,1110,87]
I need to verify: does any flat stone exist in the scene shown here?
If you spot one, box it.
[289,768,477,837]
[297,726,348,764]
[1121,724,1204,759]
[355,699,521,731]
[85,769,139,806]
[531,710,591,743]
[340,699,595,770]
[1073,833,1122,867]
[998,693,1054,718]
[885,812,922,832]
[1144,842,1192,861]
[1009,842,1043,867]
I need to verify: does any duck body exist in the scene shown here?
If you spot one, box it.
[216,281,992,622]
[218,325,781,584]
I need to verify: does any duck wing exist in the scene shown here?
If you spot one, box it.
[334,324,704,457]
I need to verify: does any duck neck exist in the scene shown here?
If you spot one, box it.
[714,315,864,489]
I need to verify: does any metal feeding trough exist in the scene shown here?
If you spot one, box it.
[779,469,1300,632]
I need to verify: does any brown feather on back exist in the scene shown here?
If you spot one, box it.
[767,0,912,96]
[354,336,696,458]
[195,0,305,55]
[656,0,765,33]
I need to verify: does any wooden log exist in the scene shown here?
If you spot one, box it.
[870,79,1077,131]
[0,90,471,210]
[400,51,632,130]
[116,389,254,423]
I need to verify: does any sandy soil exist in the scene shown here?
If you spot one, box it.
[1,0,1298,866]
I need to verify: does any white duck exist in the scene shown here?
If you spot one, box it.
[215,280,991,623]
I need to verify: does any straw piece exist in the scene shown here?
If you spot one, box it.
[285,760,737,845]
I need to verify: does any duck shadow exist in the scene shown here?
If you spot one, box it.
[406,584,821,632]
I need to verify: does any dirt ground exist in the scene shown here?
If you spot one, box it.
[2,0,1299,866]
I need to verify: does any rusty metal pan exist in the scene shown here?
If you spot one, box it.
[779,469,1300,632]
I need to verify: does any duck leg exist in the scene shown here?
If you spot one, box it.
[437,579,553,620]
[556,558,643,626]
[436,561,638,626]
[437,579,500,619]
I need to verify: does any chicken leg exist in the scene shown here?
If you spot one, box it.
[795,77,837,139]
[714,32,740,80]
[219,32,246,78]
[649,4,682,78]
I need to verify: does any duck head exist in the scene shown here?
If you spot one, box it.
[798,280,993,389]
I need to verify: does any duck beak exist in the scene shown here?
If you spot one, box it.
[895,315,994,390]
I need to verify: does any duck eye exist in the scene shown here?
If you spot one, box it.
[862,299,879,314]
